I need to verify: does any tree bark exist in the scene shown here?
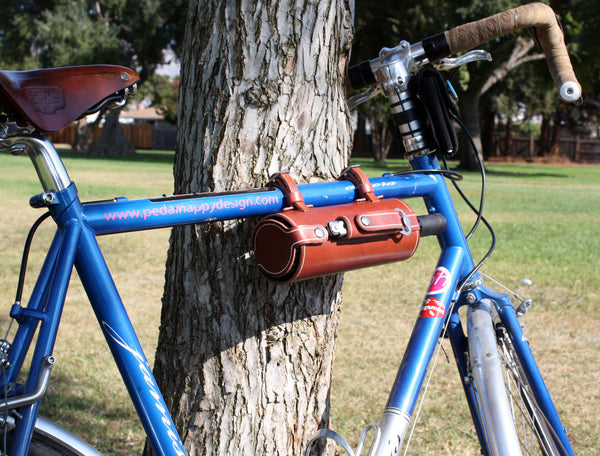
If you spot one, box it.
[150,1,354,455]
[85,108,136,155]
[549,109,563,157]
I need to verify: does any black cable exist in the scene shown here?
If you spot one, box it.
[444,112,497,291]
[14,211,52,305]
[392,168,463,181]
[448,113,486,240]
[458,214,496,293]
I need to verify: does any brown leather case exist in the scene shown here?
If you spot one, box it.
[252,198,421,283]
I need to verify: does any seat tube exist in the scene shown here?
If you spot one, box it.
[74,226,186,456]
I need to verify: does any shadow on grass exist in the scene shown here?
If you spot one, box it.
[57,149,175,165]
[484,168,569,179]
[352,158,571,180]
[41,369,143,454]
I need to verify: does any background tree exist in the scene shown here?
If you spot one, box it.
[139,74,179,125]
[150,1,354,455]
[0,1,53,70]
[0,0,187,153]
[34,0,134,153]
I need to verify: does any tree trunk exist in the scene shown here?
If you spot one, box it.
[72,116,101,152]
[549,112,563,157]
[481,102,496,159]
[85,108,136,155]
[505,116,514,158]
[150,1,354,456]
[457,37,543,170]
[372,122,392,162]
[539,114,551,156]
[458,91,483,170]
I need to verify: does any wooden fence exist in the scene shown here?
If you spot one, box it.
[50,123,600,163]
[511,137,600,163]
[48,123,172,150]
[353,131,600,164]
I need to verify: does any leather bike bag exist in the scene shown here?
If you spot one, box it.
[253,198,421,283]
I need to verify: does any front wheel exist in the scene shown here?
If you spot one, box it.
[6,416,103,456]
[467,299,565,456]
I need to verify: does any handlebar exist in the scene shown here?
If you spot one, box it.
[347,2,581,103]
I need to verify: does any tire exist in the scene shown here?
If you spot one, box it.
[26,433,84,456]
[4,416,103,456]
[468,299,564,456]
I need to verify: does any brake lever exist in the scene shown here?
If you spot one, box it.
[347,86,381,110]
[346,49,491,109]
[433,50,493,70]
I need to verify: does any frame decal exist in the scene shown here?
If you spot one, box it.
[427,266,452,295]
[419,297,446,319]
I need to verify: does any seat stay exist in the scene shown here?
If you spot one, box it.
[8,220,81,456]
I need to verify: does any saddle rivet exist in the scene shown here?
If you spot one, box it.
[121,72,130,81]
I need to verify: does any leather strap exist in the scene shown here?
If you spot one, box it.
[267,172,309,212]
[340,166,378,202]
[355,209,413,236]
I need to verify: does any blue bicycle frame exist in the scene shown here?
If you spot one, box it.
[4,137,574,456]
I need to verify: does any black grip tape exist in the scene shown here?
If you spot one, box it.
[348,61,376,90]
[422,33,451,63]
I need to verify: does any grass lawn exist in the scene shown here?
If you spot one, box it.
[0,151,598,455]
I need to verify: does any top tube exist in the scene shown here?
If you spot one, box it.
[81,172,440,235]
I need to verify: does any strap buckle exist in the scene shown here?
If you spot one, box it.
[267,172,309,212]
[340,165,379,202]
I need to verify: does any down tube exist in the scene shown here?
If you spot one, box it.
[372,246,465,455]
[74,225,186,456]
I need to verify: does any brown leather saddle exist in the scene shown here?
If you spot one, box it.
[0,65,140,132]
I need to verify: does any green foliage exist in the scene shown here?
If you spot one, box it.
[0,1,49,68]
[35,0,124,67]
[554,0,600,91]
[0,0,187,77]
[516,121,541,137]
[139,73,179,124]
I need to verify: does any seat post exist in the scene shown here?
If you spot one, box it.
[1,130,72,192]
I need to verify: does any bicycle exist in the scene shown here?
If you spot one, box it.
[0,3,582,455]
